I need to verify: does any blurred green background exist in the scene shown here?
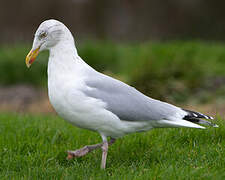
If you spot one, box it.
[1,41,225,107]
[0,1,225,111]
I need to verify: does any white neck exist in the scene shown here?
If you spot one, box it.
[49,26,79,59]
[47,33,91,80]
[49,35,78,57]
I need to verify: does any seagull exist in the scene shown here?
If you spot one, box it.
[25,19,218,169]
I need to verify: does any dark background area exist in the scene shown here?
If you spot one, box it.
[1,0,225,43]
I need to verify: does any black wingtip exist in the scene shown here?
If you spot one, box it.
[182,109,217,127]
[182,109,214,120]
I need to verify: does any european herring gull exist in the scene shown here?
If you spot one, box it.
[25,19,218,169]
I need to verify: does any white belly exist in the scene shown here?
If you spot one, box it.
[47,59,154,138]
[48,79,154,138]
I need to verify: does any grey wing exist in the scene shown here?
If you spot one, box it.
[83,71,182,122]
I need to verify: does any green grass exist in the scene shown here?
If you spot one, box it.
[0,113,224,179]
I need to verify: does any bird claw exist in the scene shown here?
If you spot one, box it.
[67,146,90,159]
[67,151,74,160]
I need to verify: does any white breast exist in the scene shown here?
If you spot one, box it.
[47,52,155,138]
[47,54,125,137]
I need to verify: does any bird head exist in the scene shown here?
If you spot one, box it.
[25,19,71,68]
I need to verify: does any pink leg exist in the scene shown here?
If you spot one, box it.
[67,138,115,160]
[67,143,102,159]
[101,140,108,169]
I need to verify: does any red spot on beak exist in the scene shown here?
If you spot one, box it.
[29,58,35,65]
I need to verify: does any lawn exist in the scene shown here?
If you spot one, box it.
[0,113,224,179]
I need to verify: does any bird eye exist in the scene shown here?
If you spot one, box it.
[39,32,47,39]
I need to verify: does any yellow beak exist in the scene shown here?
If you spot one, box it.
[25,47,40,68]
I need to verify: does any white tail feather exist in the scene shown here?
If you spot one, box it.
[157,119,206,129]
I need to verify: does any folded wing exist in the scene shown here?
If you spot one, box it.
[83,71,185,122]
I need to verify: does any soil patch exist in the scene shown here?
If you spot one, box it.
[0,85,224,119]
